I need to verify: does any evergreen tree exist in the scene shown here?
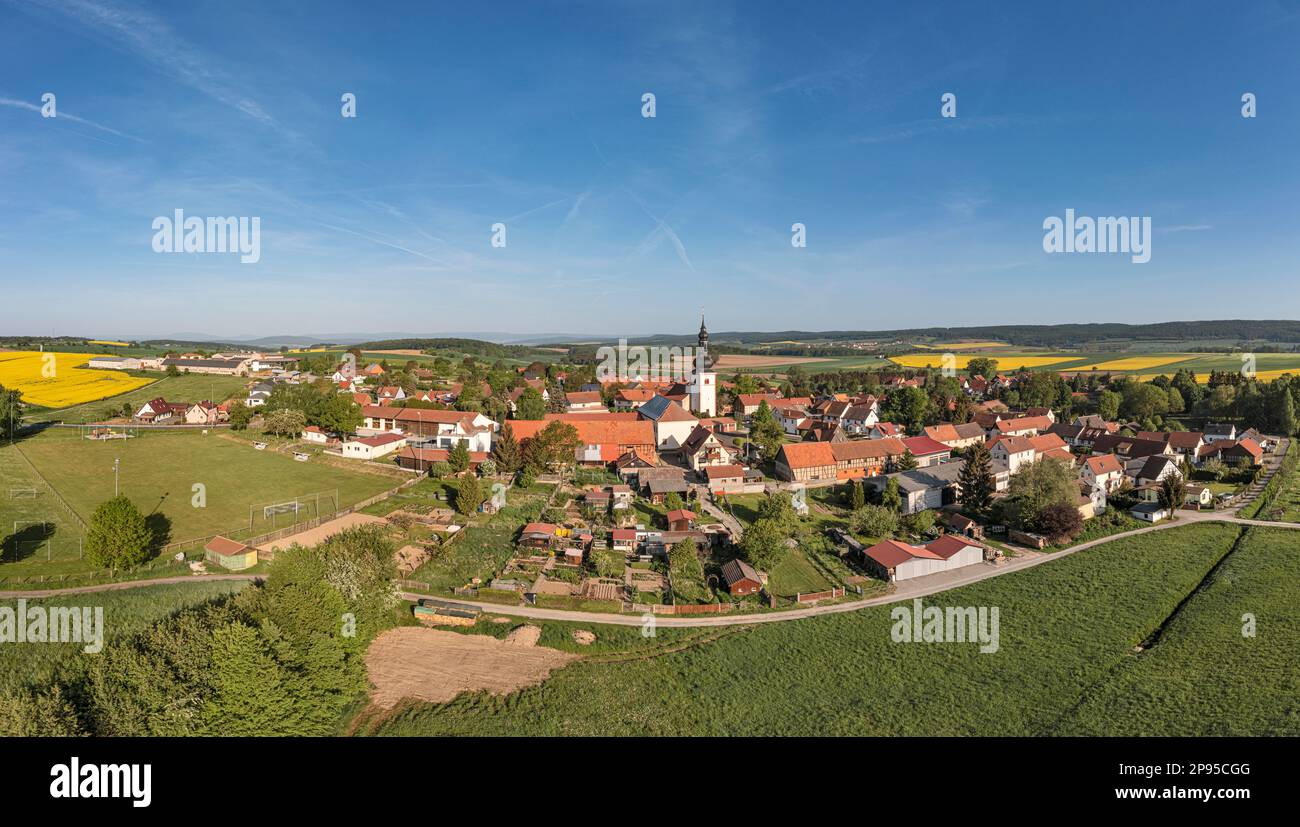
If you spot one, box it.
[958,442,995,513]
[447,440,471,473]
[850,480,865,511]
[491,423,522,474]
[454,473,484,515]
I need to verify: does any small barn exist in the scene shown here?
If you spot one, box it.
[204,536,258,571]
[721,558,764,596]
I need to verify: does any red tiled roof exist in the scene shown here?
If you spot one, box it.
[865,539,941,568]
[778,441,836,470]
[830,437,907,462]
[923,535,979,560]
[703,464,745,480]
[902,435,951,456]
[204,536,251,556]
[1085,453,1123,475]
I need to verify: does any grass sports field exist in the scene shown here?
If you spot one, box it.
[10,428,397,551]
[0,351,153,408]
[24,373,249,423]
[364,523,1300,736]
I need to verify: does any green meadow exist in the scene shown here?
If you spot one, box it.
[362,523,1299,736]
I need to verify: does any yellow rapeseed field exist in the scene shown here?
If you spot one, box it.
[87,340,131,347]
[890,353,1071,369]
[1073,356,1190,372]
[0,351,153,408]
[1137,369,1298,383]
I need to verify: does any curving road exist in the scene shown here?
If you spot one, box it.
[6,441,1292,626]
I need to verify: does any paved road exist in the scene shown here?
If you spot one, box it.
[402,511,1300,628]
[6,439,1293,621]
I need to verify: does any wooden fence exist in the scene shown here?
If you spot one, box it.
[796,587,846,604]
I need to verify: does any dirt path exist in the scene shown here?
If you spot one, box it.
[0,574,262,599]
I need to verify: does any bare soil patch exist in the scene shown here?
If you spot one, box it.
[365,626,576,709]
[366,348,427,357]
[257,512,387,554]
[572,629,596,646]
[504,624,542,646]
[711,354,832,369]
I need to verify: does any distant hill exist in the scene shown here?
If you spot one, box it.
[607,321,1300,350]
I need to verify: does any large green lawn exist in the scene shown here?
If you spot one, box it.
[365,522,1300,736]
[11,429,397,551]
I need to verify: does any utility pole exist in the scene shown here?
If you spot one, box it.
[112,458,120,496]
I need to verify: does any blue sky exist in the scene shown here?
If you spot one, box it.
[2,0,1298,339]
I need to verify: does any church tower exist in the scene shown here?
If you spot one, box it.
[689,311,717,416]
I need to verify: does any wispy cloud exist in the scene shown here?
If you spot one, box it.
[0,96,141,141]
[19,0,298,141]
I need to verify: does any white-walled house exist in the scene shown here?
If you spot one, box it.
[340,433,407,460]
[1081,453,1125,492]
[989,436,1036,475]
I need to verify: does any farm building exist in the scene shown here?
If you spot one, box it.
[862,535,984,583]
[204,536,258,571]
[721,558,764,595]
[340,433,407,460]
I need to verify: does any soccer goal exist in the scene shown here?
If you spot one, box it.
[7,487,39,499]
[7,519,54,562]
[249,490,340,529]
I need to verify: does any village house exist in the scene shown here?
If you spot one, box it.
[1132,454,1183,487]
[988,435,1037,474]
[703,464,747,494]
[340,433,407,460]
[300,425,330,444]
[183,400,223,425]
[134,398,188,423]
[864,421,903,440]
[564,390,607,413]
[1137,430,1205,460]
[360,406,496,452]
[637,395,700,449]
[924,421,986,450]
[900,435,952,468]
[864,461,966,514]
[1081,453,1125,493]
[774,438,909,483]
[1203,423,1237,443]
[1090,434,1173,461]
[394,446,489,473]
[511,416,658,467]
[679,424,737,471]
[612,386,659,410]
